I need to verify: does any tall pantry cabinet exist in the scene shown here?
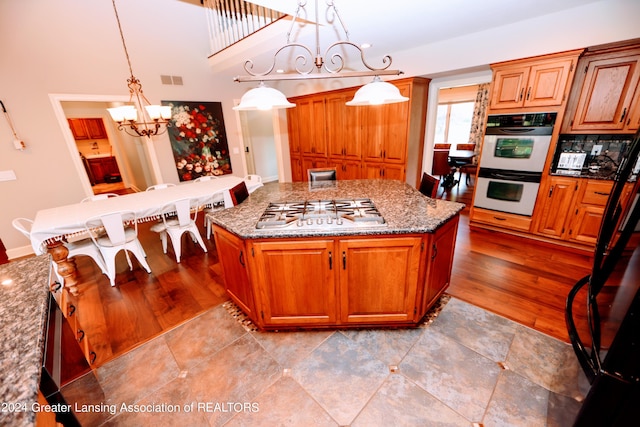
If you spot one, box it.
[286,77,429,186]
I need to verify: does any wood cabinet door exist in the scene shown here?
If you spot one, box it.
[381,84,410,163]
[525,59,574,107]
[535,177,579,239]
[569,205,605,245]
[290,155,303,182]
[360,106,385,162]
[68,119,88,140]
[489,66,530,109]
[338,236,421,324]
[87,159,106,183]
[569,54,640,131]
[326,94,347,158]
[213,227,255,317]
[382,164,405,181]
[296,97,326,156]
[85,118,107,139]
[286,108,301,157]
[339,160,362,180]
[252,239,338,326]
[422,216,458,309]
[626,90,640,131]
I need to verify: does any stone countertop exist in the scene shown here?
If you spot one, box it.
[0,256,51,427]
[209,179,465,239]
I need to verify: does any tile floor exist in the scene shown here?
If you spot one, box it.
[62,297,588,426]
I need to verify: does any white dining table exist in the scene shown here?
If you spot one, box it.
[30,175,262,254]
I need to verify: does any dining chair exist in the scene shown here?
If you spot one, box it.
[12,217,107,284]
[203,191,226,239]
[149,198,208,263]
[84,211,151,287]
[433,143,451,150]
[146,183,176,191]
[307,167,337,182]
[459,163,478,185]
[81,193,120,203]
[419,172,440,198]
[194,175,218,182]
[229,181,250,205]
[455,143,476,151]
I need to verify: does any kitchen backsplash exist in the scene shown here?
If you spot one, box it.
[551,134,634,180]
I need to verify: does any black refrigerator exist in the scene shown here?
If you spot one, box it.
[566,130,640,426]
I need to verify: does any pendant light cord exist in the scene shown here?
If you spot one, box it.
[111,0,135,78]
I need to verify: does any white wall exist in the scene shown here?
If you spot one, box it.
[1,0,639,256]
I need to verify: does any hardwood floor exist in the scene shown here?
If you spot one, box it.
[63,179,638,368]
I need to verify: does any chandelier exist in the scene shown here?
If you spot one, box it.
[106,0,171,137]
[233,0,407,111]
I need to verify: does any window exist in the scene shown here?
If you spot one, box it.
[434,101,474,145]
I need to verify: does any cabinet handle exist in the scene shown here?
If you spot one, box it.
[519,88,524,101]
[548,185,555,198]
[329,251,333,270]
[594,191,610,196]
[526,87,531,100]
[493,216,507,221]
[383,150,386,158]
[77,329,85,343]
[431,244,438,261]
[342,251,347,270]
[620,107,627,123]
[51,281,62,292]
[239,251,245,267]
[67,304,76,317]
[90,351,97,364]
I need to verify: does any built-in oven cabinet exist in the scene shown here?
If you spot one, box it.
[561,44,640,133]
[489,50,582,110]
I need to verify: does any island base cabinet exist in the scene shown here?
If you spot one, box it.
[214,220,460,329]
[339,237,422,324]
[250,239,338,327]
[421,215,459,311]
[213,226,255,317]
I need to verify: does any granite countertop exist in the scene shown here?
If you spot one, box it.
[209,179,465,239]
[0,256,51,427]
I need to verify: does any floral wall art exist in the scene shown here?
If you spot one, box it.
[162,100,232,181]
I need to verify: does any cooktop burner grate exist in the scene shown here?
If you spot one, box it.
[256,199,387,230]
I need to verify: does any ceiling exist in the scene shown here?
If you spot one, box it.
[245,0,601,60]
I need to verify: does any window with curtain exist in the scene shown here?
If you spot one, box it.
[434,102,474,145]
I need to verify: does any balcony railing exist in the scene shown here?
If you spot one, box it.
[203,0,286,55]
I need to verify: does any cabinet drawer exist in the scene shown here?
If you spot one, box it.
[581,181,613,206]
[471,208,532,232]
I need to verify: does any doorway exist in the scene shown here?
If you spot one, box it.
[50,94,157,195]
[238,110,279,182]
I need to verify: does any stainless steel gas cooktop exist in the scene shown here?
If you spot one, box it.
[256,199,387,230]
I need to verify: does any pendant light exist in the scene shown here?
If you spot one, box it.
[233,82,295,111]
[233,0,407,109]
[345,76,409,106]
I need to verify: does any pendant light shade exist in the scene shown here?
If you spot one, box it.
[346,76,409,106]
[233,82,295,111]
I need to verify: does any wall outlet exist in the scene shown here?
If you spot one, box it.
[591,144,603,156]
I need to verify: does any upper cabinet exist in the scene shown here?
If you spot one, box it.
[68,118,107,140]
[562,43,640,133]
[489,50,582,110]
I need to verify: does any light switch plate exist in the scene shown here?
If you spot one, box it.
[0,170,17,181]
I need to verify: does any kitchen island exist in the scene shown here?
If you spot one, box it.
[209,180,464,330]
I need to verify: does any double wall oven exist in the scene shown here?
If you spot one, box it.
[474,112,557,216]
